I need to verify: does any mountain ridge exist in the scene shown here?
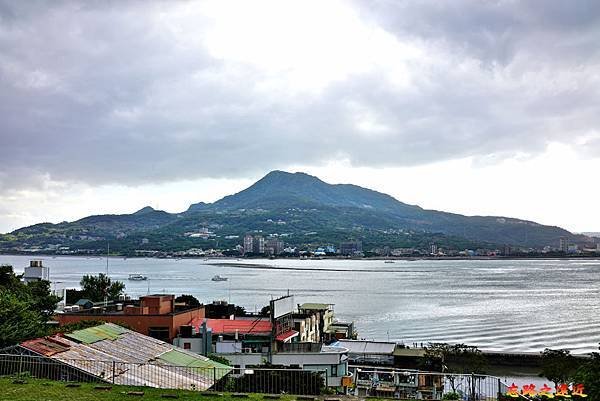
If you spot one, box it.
[1,170,595,254]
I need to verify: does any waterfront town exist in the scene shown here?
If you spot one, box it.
[0,259,595,399]
[2,1,600,399]
[6,233,600,259]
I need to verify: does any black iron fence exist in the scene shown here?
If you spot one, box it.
[0,354,326,395]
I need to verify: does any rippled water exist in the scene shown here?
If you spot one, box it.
[4,255,600,355]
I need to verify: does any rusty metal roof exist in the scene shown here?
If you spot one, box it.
[20,337,71,356]
[22,323,232,390]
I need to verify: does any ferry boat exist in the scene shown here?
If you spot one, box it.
[128,273,148,281]
[211,275,228,282]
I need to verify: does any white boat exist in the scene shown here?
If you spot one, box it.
[211,275,228,282]
[128,274,147,281]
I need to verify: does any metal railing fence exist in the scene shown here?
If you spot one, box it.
[349,365,509,400]
[0,354,326,395]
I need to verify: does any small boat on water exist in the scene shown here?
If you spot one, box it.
[211,275,228,282]
[128,273,148,281]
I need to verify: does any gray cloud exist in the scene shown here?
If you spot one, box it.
[1,0,599,191]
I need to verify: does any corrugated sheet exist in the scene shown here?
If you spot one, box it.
[275,329,299,342]
[337,340,395,355]
[21,337,70,356]
[299,303,331,310]
[65,323,128,344]
[92,333,172,363]
[158,349,229,370]
[44,323,232,390]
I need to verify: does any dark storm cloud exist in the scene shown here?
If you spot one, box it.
[0,0,599,190]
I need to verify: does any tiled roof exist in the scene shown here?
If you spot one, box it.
[191,318,272,335]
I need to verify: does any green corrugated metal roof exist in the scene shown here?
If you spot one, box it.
[65,323,128,344]
[158,349,231,380]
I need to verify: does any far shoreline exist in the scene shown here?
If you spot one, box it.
[2,251,600,262]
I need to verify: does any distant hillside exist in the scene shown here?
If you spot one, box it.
[0,171,594,254]
[581,232,600,238]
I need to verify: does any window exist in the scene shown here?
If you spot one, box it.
[148,327,170,341]
[183,342,191,350]
[331,365,338,376]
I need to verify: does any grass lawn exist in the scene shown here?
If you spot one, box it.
[0,378,303,401]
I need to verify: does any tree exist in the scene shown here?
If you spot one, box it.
[420,343,487,394]
[175,294,200,307]
[0,264,22,287]
[234,305,246,316]
[0,265,59,347]
[79,273,125,302]
[541,348,579,388]
[26,280,61,319]
[420,343,450,372]
[0,292,46,348]
[573,351,600,401]
[447,343,487,374]
[421,343,487,374]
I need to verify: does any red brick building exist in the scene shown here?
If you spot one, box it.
[56,294,204,342]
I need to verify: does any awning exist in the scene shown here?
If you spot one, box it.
[275,330,299,342]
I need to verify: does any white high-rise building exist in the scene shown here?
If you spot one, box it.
[243,235,254,254]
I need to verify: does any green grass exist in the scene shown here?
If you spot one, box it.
[0,378,302,401]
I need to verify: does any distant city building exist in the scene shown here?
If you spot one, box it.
[340,240,362,256]
[559,237,568,252]
[254,236,265,254]
[265,239,284,255]
[243,235,254,254]
[430,244,438,255]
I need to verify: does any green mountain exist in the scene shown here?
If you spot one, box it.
[0,171,593,254]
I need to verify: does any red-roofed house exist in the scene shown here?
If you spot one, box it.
[192,318,273,335]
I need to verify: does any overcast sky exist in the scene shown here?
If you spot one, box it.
[1,0,599,234]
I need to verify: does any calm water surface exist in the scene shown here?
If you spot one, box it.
[4,255,599,355]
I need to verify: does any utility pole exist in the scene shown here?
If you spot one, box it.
[104,241,109,307]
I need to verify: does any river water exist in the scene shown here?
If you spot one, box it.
[4,255,600,355]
